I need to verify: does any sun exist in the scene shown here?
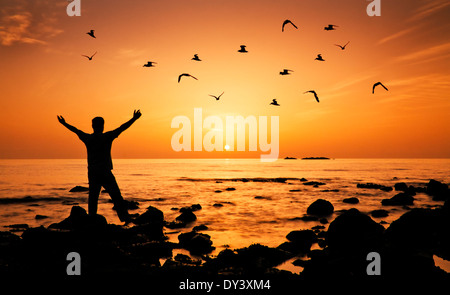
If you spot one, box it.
[224,144,230,151]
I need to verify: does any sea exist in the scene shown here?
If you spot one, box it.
[1,158,449,272]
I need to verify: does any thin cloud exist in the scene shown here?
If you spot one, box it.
[377,27,416,45]
[0,1,63,46]
[408,0,450,22]
[397,42,450,62]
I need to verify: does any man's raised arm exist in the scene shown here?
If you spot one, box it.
[113,110,142,135]
[57,115,84,136]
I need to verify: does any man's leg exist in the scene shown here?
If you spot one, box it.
[102,171,129,221]
[88,171,102,216]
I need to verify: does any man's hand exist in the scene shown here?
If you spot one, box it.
[133,109,142,120]
[57,115,66,124]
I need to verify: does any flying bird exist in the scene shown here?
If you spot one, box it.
[209,92,224,101]
[282,19,298,32]
[86,30,96,38]
[143,61,157,67]
[178,73,198,83]
[315,54,325,61]
[372,82,388,94]
[270,99,280,106]
[238,45,248,53]
[81,51,97,61]
[192,54,202,61]
[279,69,294,75]
[335,41,350,50]
[324,24,338,31]
[304,90,320,103]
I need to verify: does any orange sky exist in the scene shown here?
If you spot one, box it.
[0,0,449,159]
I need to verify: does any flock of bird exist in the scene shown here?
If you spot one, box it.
[82,21,389,106]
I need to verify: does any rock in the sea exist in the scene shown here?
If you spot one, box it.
[69,186,89,192]
[426,179,449,201]
[176,210,197,223]
[178,231,214,254]
[35,214,49,220]
[280,230,317,253]
[134,205,164,225]
[394,182,408,191]
[307,199,334,216]
[326,208,384,254]
[303,181,326,186]
[370,209,389,218]
[192,224,208,232]
[381,192,414,206]
[357,183,392,192]
[342,197,359,204]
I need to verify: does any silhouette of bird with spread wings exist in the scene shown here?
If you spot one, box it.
[82,52,97,61]
[282,20,298,32]
[324,24,338,31]
[335,41,350,50]
[304,90,320,103]
[372,82,389,94]
[270,99,280,106]
[87,30,96,38]
[209,92,224,101]
[315,54,325,61]
[192,54,202,61]
[143,61,157,67]
[280,69,294,75]
[238,45,248,53]
[178,73,198,83]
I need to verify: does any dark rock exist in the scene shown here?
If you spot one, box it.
[192,224,208,232]
[326,208,384,254]
[426,179,449,201]
[35,215,49,220]
[319,218,328,224]
[307,199,334,216]
[214,190,222,193]
[69,186,89,192]
[180,204,202,213]
[303,181,326,186]
[343,197,359,204]
[165,221,188,229]
[49,206,107,231]
[382,192,414,206]
[283,230,317,253]
[178,231,214,255]
[176,210,197,223]
[213,203,223,207]
[300,178,308,182]
[225,187,236,191]
[370,209,389,218]
[394,182,408,191]
[289,189,301,192]
[357,183,392,191]
[134,206,164,225]
[385,208,441,253]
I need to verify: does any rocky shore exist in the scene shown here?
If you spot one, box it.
[0,179,449,289]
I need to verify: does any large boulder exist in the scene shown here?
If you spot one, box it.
[381,192,414,206]
[307,199,334,216]
[134,206,164,225]
[326,208,384,254]
[49,206,107,231]
[178,231,214,255]
[426,179,449,201]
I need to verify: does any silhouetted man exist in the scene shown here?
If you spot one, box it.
[57,110,142,223]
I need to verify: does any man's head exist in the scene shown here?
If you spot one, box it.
[92,117,104,133]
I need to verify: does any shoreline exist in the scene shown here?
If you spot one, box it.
[0,179,449,287]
